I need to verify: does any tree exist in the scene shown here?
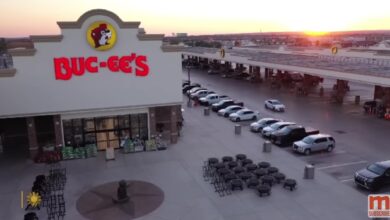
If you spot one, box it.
[0,38,6,53]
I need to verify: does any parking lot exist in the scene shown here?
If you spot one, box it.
[185,68,390,194]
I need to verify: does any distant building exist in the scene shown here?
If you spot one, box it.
[176,33,188,37]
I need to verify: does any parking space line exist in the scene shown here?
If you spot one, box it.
[340,178,354,183]
[317,160,368,170]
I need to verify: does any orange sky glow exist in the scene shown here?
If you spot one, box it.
[1,0,390,37]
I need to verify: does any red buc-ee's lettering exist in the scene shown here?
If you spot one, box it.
[53,53,150,80]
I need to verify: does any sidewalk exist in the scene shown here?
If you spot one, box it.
[1,101,368,220]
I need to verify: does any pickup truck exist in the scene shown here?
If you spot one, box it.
[199,94,230,106]
[211,99,244,112]
[270,125,319,147]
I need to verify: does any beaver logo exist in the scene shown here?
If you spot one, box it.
[91,24,111,48]
[86,21,117,51]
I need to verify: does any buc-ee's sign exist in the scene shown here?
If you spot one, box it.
[53,21,150,80]
[54,54,149,80]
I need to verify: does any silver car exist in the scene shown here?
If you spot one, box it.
[262,122,295,138]
[293,134,336,155]
[218,105,245,117]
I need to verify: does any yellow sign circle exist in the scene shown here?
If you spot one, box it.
[331,46,338,54]
[220,48,225,58]
[86,21,117,51]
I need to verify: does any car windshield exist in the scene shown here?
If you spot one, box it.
[367,164,386,175]
[302,136,315,144]
[271,100,281,105]
[270,122,283,129]
[278,126,292,134]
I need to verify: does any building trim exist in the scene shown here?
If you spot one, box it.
[8,48,36,56]
[0,68,16,77]
[30,35,63,43]
[137,34,165,41]
[57,9,141,29]
[0,102,183,119]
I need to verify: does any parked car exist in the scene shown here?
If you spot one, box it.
[250,118,281,132]
[270,125,320,147]
[211,100,244,112]
[218,105,245,117]
[208,69,220,74]
[182,80,190,87]
[182,83,201,93]
[292,134,335,155]
[190,90,215,99]
[186,87,206,96]
[262,122,295,138]
[199,94,230,106]
[229,109,259,122]
[264,99,285,112]
[354,160,390,191]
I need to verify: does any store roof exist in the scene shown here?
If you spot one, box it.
[184,47,390,78]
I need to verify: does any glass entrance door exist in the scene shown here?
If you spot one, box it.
[96,131,119,151]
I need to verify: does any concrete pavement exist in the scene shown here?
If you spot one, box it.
[0,91,370,219]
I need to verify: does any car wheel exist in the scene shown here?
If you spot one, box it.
[252,116,256,120]
[236,118,241,122]
[272,106,276,111]
[264,104,267,109]
[304,149,311,155]
[326,145,334,152]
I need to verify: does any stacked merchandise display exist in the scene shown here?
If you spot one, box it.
[61,146,74,160]
[122,139,134,154]
[145,139,157,151]
[61,144,98,160]
[85,144,98,157]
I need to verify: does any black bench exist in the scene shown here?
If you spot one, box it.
[222,156,234,163]
[257,184,271,197]
[235,154,247,161]
[231,179,244,191]
[241,159,253,167]
[258,161,270,169]
[246,177,260,188]
[267,167,279,175]
[261,175,275,186]
[239,172,253,181]
[272,172,286,184]
[246,164,258,172]
[253,169,267,178]
[228,161,238,169]
[283,179,297,191]
[233,166,245,174]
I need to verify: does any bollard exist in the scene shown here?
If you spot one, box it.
[263,141,272,153]
[203,107,210,116]
[234,124,241,135]
[355,95,360,105]
[304,164,315,179]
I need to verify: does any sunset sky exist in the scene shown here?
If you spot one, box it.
[1,0,390,37]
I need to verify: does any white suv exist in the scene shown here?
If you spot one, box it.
[293,134,335,155]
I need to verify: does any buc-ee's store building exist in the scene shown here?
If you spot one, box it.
[0,9,183,158]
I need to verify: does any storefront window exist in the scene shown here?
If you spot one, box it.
[62,113,148,151]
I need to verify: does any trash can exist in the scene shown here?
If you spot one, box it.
[204,107,210,116]
[355,95,360,105]
[263,141,272,153]
[304,164,315,179]
[234,124,241,135]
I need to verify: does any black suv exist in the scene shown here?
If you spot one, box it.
[354,160,390,191]
[211,100,244,112]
